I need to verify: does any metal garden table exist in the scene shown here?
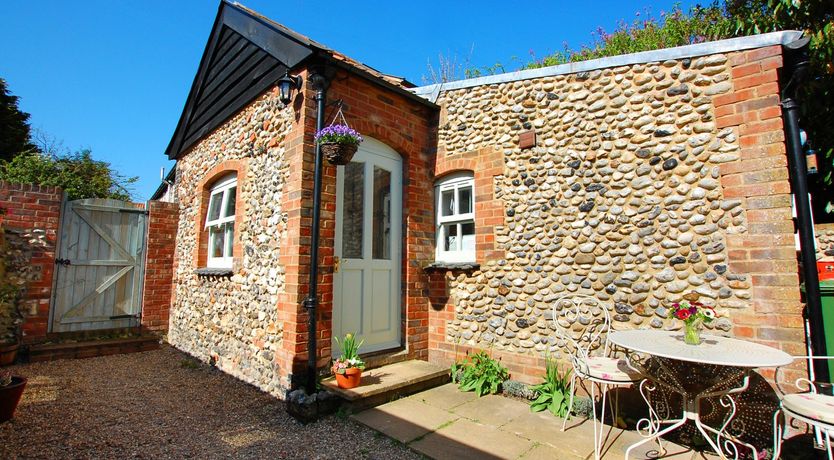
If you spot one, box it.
[609,330,793,460]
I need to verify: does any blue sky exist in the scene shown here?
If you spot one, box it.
[2,0,699,200]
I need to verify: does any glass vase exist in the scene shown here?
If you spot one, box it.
[683,319,703,345]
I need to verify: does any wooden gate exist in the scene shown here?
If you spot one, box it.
[50,198,147,332]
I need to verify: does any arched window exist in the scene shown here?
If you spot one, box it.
[205,173,237,268]
[435,172,475,263]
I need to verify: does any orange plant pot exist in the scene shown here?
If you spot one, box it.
[335,367,362,389]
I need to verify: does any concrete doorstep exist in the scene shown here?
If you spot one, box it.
[352,383,697,460]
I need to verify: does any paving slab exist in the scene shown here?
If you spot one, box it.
[408,383,478,410]
[451,394,531,427]
[410,418,534,460]
[519,442,581,460]
[351,397,459,443]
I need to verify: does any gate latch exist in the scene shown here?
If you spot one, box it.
[55,258,71,266]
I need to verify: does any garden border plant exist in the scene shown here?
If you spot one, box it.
[530,354,574,418]
[451,349,509,397]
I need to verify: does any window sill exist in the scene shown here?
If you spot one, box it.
[423,262,480,272]
[195,267,233,277]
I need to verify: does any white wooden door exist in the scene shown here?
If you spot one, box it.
[334,138,402,354]
[50,198,147,332]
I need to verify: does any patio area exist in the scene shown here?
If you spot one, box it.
[353,383,823,460]
[353,382,692,460]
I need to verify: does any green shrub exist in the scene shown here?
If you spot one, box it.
[529,356,573,418]
[451,351,508,397]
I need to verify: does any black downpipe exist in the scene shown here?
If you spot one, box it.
[304,72,329,394]
[782,37,829,382]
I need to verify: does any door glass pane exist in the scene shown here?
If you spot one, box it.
[223,187,236,218]
[441,190,455,217]
[372,166,391,260]
[461,222,475,252]
[459,186,473,214]
[443,224,458,251]
[207,192,222,222]
[342,162,364,259]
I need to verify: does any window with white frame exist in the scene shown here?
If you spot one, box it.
[435,173,475,263]
[205,174,237,268]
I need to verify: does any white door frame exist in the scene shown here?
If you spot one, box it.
[333,137,402,355]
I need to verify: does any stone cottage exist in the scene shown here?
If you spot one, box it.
[164,0,812,396]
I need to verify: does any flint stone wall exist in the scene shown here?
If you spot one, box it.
[434,54,754,354]
[817,224,834,260]
[168,87,294,396]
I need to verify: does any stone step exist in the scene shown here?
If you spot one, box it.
[27,336,160,362]
[321,360,450,411]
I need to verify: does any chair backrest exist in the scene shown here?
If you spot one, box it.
[551,295,612,369]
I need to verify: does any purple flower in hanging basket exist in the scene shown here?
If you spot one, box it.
[315,124,364,146]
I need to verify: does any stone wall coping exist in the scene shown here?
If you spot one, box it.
[411,30,803,100]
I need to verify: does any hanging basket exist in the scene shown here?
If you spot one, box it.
[321,142,359,165]
[315,102,363,166]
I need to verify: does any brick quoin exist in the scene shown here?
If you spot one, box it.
[141,200,179,332]
[715,45,808,385]
[0,182,63,343]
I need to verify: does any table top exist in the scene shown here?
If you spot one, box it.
[609,329,793,368]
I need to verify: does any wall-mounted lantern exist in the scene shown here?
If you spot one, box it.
[277,70,303,105]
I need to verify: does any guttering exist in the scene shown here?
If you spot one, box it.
[303,70,330,394]
[781,37,828,382]
[411,31,803,101]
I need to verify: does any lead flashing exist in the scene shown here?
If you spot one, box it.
[412,31,803,98]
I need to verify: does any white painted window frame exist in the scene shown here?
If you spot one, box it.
[435,173,475,263]
[205,174,237,268]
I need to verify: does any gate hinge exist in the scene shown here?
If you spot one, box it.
[119,208,149,215]
[55,258,71,266]
[109,313,140,320]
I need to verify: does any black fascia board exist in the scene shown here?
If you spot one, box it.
[165,2,227,159]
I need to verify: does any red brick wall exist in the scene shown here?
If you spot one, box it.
[275,68,437,385]
[141,200,178,332]
[715,45,808,384]
[0,182,63,343]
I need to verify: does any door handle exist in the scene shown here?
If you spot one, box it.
[334,256,341,273]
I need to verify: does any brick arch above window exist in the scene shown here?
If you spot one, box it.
[434,147,505,263]
[193,159,249,270]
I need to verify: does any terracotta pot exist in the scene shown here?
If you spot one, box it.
[335,367,362,389]
[0,376,26,423]
[321,142,359,165]
[0,343,19,366]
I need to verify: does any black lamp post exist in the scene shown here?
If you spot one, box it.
[278,71,303,105]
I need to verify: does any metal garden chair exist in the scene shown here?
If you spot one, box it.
[552,295,643,460]
[774,356,834,459]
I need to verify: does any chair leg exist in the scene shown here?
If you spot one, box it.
[826,430,833,460]
[595,382,611,460]
[562,374,577,432]
[772,409,785,460]
[590,381,601,460]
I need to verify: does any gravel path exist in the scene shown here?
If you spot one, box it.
[0,346,422,459]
